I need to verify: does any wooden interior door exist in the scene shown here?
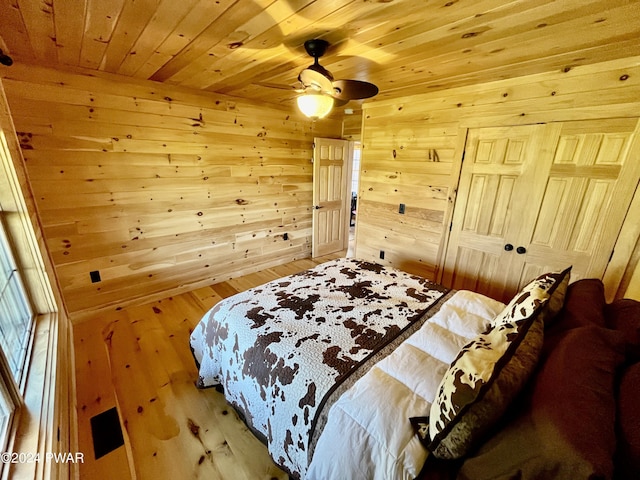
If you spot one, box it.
[444,118,640,303]
[311,138,352,258]
[442,124,560,302]
[521,118,640,284]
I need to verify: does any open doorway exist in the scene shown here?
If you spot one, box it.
[348,142,361,257]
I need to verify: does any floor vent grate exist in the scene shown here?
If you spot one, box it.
[90,407,125,459]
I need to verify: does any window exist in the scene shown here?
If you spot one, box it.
[0,211,33,447]
[0,214,34,384]
[351,142,361,195]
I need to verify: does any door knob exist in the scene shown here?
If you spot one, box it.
[314,205,324,210]
[516,246,527,254]
[504,244,514,251]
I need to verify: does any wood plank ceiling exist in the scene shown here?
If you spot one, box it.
[0,0,639,110]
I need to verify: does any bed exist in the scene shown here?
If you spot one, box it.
[190,257,640,480]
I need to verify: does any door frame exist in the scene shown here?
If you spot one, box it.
[311,137,354,258]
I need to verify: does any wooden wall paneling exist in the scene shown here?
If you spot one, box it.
[62,240,306,314]
[0,63,291,123]
[342,109,363,141]
[2,64,342,318]
[359,56,640,288]
[356,110,462,279]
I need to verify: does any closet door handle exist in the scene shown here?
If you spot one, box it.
[516,246,527,254]
[504,244,514,251]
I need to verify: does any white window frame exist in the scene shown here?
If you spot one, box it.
[0,213,36,453]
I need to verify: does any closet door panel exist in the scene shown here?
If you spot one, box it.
[525,118,640,283]
[443,124,558,302]
[444,118,639,302]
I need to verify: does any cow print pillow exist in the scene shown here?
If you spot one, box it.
[492,267,571,328]
[426,268,571,460]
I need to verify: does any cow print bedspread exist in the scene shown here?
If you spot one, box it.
[190,257,448,478]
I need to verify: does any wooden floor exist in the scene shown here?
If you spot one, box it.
[73,252,345,480]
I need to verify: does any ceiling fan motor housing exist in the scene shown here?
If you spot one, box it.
[304,39,329,59]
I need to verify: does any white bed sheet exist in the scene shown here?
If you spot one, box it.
[306,290,505,480]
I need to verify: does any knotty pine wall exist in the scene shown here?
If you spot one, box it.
[342,109,363,141]
[1,64,342,319]
[355,55,640,299]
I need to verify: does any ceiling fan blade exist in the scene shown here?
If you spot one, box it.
[332,79,379,100]
[256,81,304,93]
[332,98,350,107]
[299,68,334,94]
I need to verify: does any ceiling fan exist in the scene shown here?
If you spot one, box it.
[298,39,378,102]
[264,39,379,119]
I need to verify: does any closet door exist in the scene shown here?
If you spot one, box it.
[444,118,640,303]
[442,124,560,302]
[522,118,640,284]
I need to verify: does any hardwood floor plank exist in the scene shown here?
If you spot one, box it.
[74,251,346,479]
[210,282,241,299]
[104,318,180,474]
[74,317,134,480]
[188,286,224,312]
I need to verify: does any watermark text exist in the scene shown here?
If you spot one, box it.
[1,452,84,464]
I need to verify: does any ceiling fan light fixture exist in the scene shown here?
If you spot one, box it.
[297,92,333,120]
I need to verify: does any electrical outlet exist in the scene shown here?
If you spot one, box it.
[90,270,101,283]
[399,203,405,214]
[283,233,289,241]
[379,250,385,260]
